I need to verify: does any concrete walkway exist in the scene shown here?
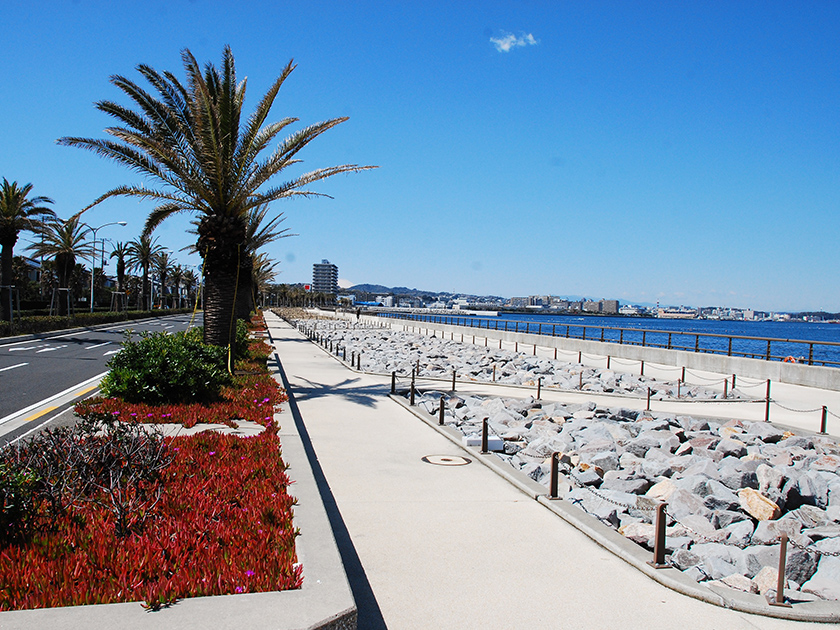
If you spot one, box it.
[265,312,827,629]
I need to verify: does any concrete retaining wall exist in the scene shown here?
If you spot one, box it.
[326,311,840,392]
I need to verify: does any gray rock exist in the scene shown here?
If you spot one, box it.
[714,510,749,530]
[667,488,710,520]
[798,472,830,509]
[751,518,803,545]
[756,463,786,493]
[724,519,755,547]
[600,478,653,495]
[802,538,840,601]
[743,422,784,443]
[744,544,818,585]
[789,505,832,529]
[671,548,701,571]
[715,438,747,458]
[691,543,748,580]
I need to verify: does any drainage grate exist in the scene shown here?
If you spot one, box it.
[421,455,471,466]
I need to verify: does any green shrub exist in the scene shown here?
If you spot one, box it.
[100,330,231,405]
[234,319,249,359]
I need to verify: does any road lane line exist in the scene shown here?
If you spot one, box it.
[75,386,98,396]
[36,345,67,353]
[8,346,43,352]
[85,341,112,350]
[24,406,58,422]
[0,363,28,372]
[103,350,120,356]
[0,371,109,427]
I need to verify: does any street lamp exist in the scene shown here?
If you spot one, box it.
[88,221,127,313]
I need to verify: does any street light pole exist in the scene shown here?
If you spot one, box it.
[88,221,127,313]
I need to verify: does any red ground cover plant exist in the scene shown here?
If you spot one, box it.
[0,427,301,610]
[0,325,301,611]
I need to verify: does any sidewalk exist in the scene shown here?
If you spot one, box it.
[265,311,826,629]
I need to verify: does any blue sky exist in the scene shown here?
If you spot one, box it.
[1,1,838,311]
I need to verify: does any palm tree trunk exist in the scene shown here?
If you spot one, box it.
[204,263,238,347]
[234,256,254,321]
[0,241,14,322]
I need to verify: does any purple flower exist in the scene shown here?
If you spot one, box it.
[235,586,244,593]
[209,451,216,456]
[245,570,255,577]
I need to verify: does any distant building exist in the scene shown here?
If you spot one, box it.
[583,300,600,313]
[508,297,528,308]
[600,299,619,314]
[312,259,338,295]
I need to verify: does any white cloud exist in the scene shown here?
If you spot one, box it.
[490,32,538,53]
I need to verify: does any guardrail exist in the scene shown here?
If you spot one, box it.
[374,312,840,368]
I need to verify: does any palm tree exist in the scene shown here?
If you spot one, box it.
[109,241,130,307]
[182,268,199,308]
[58,46,375,347]
[154,250,174,308]
[169,264,184,308]
[126,235,164,310]
[237,205,293,319]
[251,252,277,308]
[0,179,55,321]
[27,214,92,315]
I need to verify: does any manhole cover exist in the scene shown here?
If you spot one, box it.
[421,455,471,466]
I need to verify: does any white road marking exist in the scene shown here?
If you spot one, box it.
[8,345,44,352]
[0,363,28,372]
[0,371,109,426]
[86,341,112,350]
[103,350,120,356]
[36,345,67,353]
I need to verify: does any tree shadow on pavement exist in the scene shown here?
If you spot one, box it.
[290,376,389,408]
[273,361,388,630]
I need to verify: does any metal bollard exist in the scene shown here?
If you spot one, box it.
[767,533,792,607]
[554,348,557,359]
[357,352,362,370]
[677,381,681,399]
[732,374,736,390]
[578,371,583,390]
[821,406,828,434]
[681,366,686,382]
[515,342,519,352]
[549,452,559,499]
[723,379,728,398]
[439,395,445,425]
[647,502,669,568]
[606,355,611,370]
[492,365,496,382]
[765,380,771,422]
[640,360,645,376]
[351,351,355,366]
[537,377,542,400]
[410,368,416,406]
[480,419,489,454]
[391,371,396,395]
[646,387,651,411]
[452,370,456,392]
[343,348,346,361]
[499,339,502,349]
[533,344,537,356]
[578,351,582,363]
[484,337,487,347]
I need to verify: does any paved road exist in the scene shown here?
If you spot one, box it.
[0,313,199,423]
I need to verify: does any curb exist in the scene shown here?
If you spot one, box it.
[389,393,840,623]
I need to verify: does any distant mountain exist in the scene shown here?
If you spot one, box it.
[348,284,448,298]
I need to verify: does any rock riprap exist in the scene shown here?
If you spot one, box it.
[296,320,743,401]
[409,389,840,601]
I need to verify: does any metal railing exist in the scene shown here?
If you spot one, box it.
[374,312,840,368]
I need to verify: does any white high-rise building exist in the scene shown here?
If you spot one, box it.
[312,259,338,295]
